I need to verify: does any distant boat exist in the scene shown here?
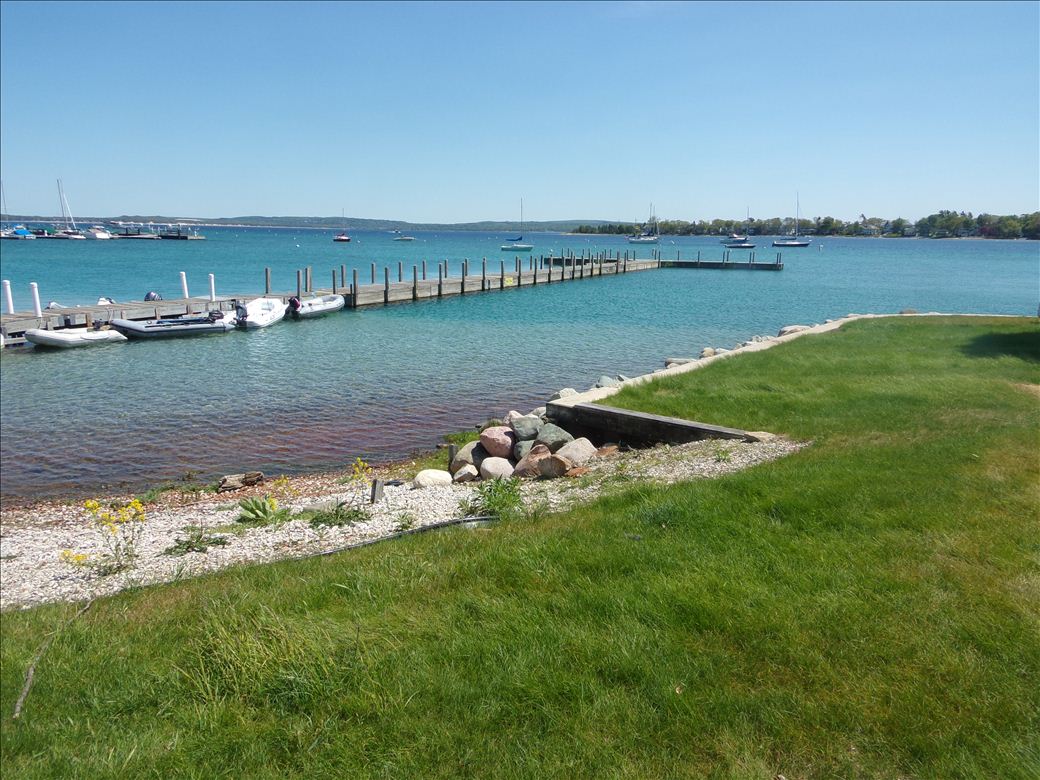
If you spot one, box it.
[392,235,416,241]
[628,203,660,244]
[0,225,36,240]
[721,208,755,248]
[52,180,86,238]
[773,194,812,247]
[501,198,533,251]
[83,225,113,240]
[333,208,351,242]
[159,223,205,240]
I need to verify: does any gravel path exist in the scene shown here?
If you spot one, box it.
[1,438,805,612]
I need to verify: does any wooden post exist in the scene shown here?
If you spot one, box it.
[438,263,443,297]
[384,267,390,303]
[307,265,313,292]
[447,444,458,470]
[413,266,418,300]
[332,269,337,294]
[340,264,346,288]
[397,261,403,283]
[462,259,468,294]
[371,262,376,284]
[352,269,359,307]
[445,259,449,277]
[422,259,427,280]
[370,479,384,504]
[296,269,302,298]
[481,257,487,290]
[265,267,271,294]
[500,259,505,290]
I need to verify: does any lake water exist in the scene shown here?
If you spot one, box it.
[1,228,1036,502]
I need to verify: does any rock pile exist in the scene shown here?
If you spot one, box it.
[413,408,605,487]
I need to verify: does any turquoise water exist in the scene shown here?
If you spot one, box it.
[1,228,1037,501]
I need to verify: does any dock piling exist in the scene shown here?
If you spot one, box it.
[352,269,359,307]
[30,282,42,317]
[332,270,337,295]
[482,257,487,291]
[340,264,346,288]
[384,267,390,303]
[438,263,443,296]
[371,263,376,284]
[209,273,216,302]
[397,261,403,283]
[265,267,271,294]
[412,266,418,300]
[2,280,13,314]
[296,270,302,298]
[422,259,427,280]
[179,271,190,299]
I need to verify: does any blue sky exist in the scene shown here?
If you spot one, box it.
[1,0,1037,222]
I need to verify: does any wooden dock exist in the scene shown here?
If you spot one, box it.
[1,250,782,347]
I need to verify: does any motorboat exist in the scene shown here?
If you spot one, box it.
[110,311,237,339]
[1,225,36,240]
[83,225,113,240]
[721,208,755,248]
[723,241,756,249]
[333,232,351,242]
[235,297,287,329]
[287,294,345,319]
[25,327,127,349]
[392,235,416,241]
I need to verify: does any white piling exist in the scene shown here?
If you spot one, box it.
[2,280,13,314]
[208,273,216,302]
[180,271,190,299]
[30,282,42,317]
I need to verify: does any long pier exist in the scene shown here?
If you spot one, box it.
[1,250,783,347]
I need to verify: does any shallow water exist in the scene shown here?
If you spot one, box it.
[1,229,1036,500]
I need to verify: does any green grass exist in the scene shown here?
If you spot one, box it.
[2,316,1038,778]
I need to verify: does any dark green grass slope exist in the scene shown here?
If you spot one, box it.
[2,317,1038,778]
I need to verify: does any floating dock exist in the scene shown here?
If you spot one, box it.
[1,250,783,347]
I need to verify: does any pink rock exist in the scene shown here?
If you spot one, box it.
[538,454,574,479]
[512,444,552,478]
[479,425,516,459]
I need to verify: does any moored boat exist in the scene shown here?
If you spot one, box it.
[83,225,113,240]
[500,198,533,251]
[392,235,415,241]
[111,311,237,339]
[287,294,345,319]
[773,194,812,247]
[628,203,660,243]
[25,327,128,348]
[235,297,287,329]
[333,232,351,242]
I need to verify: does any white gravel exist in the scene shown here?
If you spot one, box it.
[0,437,805,611]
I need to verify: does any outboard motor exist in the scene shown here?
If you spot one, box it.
[235,302,248,326]
[144,291,163,302]
[288,296,302,320]
[91,319,103,331]
[207,310,224,323]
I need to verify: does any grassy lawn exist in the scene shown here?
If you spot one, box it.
[2,316,1037,778]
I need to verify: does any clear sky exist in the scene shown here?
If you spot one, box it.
[1,0,1037,223]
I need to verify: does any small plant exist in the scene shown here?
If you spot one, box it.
[459,477,523,520]
[326,457,373,520]
[60,498,147,576]
[307,501,369,529]
[164,526,229,556]
[269,475,297,498]
[236,495,290,526]
[395,512,417,531]
[713,445,733,463]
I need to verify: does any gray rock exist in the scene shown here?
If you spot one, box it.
[530,406,547,417]
[412,469,453,488]
[699,347,717,358]
[511,415,544,441]
[664,357,695,367]
[594,375,621,388]
[548,388,578,401]
[452,464,480,483]
[616,374,631,382]
[538,454,574,479]
[513,439,534,461]
[535,423,574,452]
[479,457,515,480]
[555,437,596,467]
[512,444,552,478]
[503,410,524,424]
[450,440,489,475]
[777,324,810,337]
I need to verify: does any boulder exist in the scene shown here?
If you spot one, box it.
[217,471,265,493]
[538,454,574,479]
[511,415,543,441]
[503,410,525,424]
[548,388,578,401]
[595,375,621,388]
[555,437,597,467]
[514,439,534,461]
[535,423,575,452]
[412,469,453,488]
[777,324,810,337]
[450,440,489,475]
[714,348,730,355]
[699,347,717,358]
[664,358,694,367]
[480,457,515,480]
[452,464,480,483]
[480,426,516,459]
[616,374,631,382]
[512,444,552,478]
[530,406,547,418]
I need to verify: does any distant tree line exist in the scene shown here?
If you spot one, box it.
[573,211,1040,239]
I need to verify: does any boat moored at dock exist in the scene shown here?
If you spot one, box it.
[235,297,287,328]
[288,294,345,319]
[24,326,128,348]
[110,311,237,339]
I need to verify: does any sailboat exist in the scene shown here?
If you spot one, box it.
[773,194,812,247]
[333,208,351,242]
[501,198,533,251]
[628,204,660,243]
[54,179,85,238]
[721,208,755,248]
